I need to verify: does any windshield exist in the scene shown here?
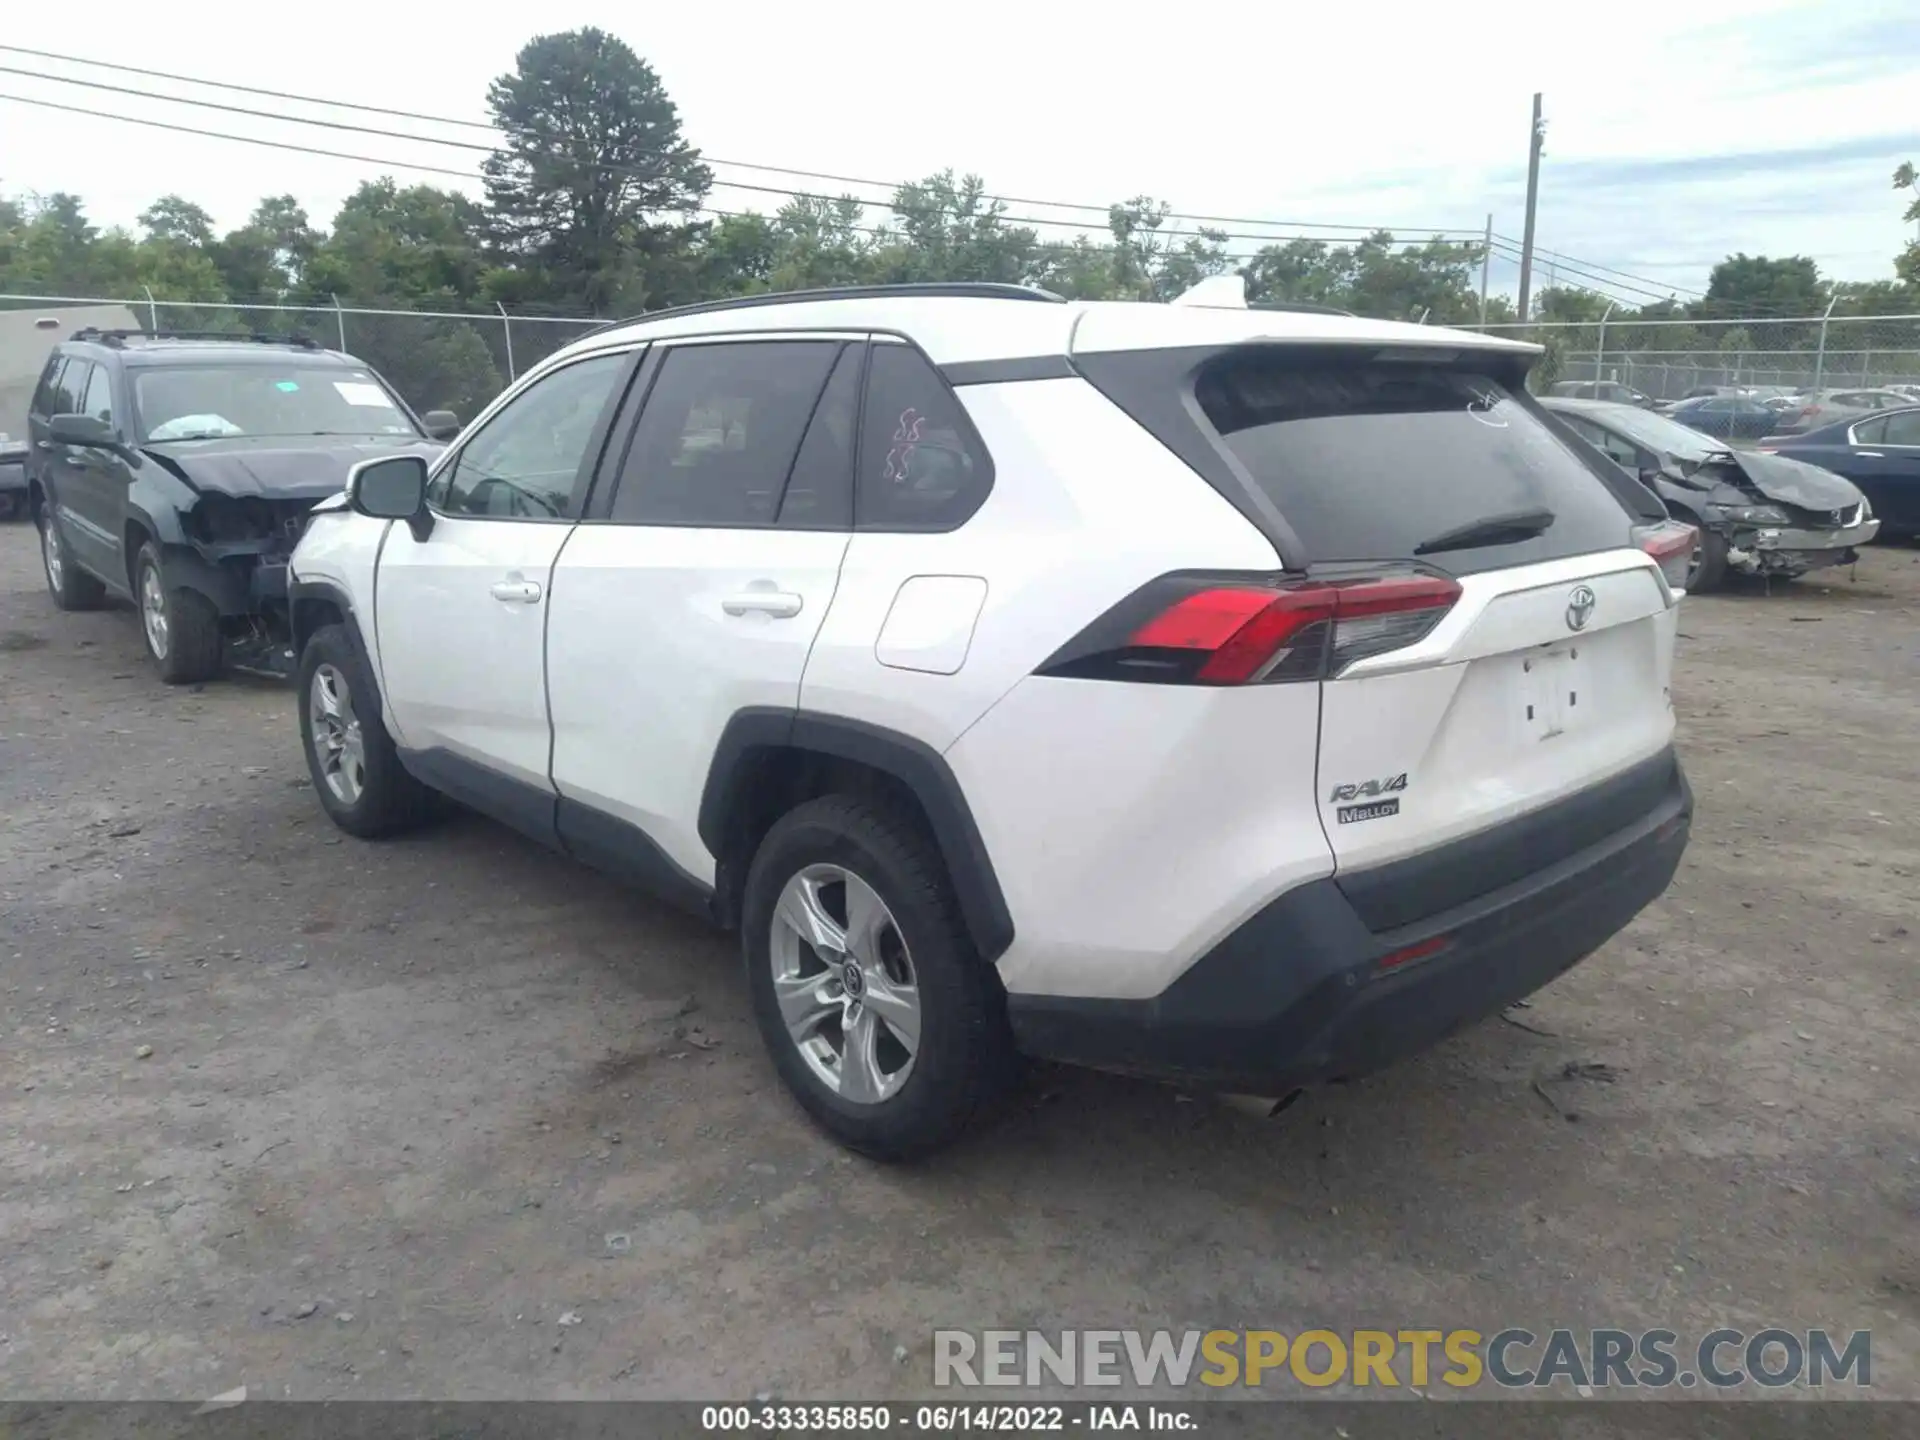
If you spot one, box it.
[1586,405,1727,461]
[133,365,419,442]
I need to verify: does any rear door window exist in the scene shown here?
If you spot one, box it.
[1882,411,1920,446]
[611,340,839,527]
[1193,350,1637,573]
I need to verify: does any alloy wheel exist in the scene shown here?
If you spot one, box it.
[308,662,366,805]
[769,864,921,1104]
[41,515,63,591]
[140,563,170,659]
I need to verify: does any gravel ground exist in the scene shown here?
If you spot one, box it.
[2,518,1917,1407]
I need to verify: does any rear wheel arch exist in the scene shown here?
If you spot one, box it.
[700,709,1014,962]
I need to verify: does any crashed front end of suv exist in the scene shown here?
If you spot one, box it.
[1656,447,1877,582]
[138,437,443,675]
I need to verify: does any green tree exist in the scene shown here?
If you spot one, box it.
[138,195,216,249]
[308,179,490,304]
[763,196,875,292]
[1893,163,1920,288]
[869,172,1039,285]
[482,27,712,311]
[305,179,501,413]
[214,195,322,303]
[1699,254,1825,318]
[1151,227,1232,301]
[1242,239,1343,309]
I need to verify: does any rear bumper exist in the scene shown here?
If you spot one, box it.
[0,458,26,495]
[1007,750,1692,1093]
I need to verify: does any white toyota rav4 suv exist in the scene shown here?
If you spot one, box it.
[288,281,1696,1158]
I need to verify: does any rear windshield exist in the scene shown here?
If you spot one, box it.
[1586,405,1729,461]
[1193,350,1639,573]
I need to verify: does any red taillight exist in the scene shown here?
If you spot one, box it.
[1633,520,1696,594]
[1041,572,1462,686]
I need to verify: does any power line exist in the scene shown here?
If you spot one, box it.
[0,42,1488,239]
[1487,239,1668,308]
[1492,234,1703,300]
[0,69,1436,245]
[0,90,1489,258]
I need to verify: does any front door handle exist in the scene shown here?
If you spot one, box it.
[490,579,543,604]
[1856,450,1884,458]
[722,590,803,618]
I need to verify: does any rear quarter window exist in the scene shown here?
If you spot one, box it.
[1193,350,1640,574]
[857,343,993,531]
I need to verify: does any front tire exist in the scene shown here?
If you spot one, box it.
[297,623,437,839]
[742,796,1014,1160]
[38,503,106,611]
[135,543,222,684]
[1686,528,1728,593]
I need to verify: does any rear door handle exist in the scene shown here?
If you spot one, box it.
[722,591,803,618]
[1856,450,1885,458]
[490,580,542,604]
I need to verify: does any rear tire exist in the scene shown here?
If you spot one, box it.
[296,622,438,838]
[742,795,1014,1160]
[135,543,222,684]
[38,503,106,611]
[1686,528,1728,593]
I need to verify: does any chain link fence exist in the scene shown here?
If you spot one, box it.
[1479,313,1920,400]
[2,291,603,421]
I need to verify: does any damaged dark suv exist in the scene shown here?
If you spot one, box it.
[25,329,455,682]
[1542,397,1877,592]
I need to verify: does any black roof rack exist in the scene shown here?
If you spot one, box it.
[606,282,1066,330]
[69,327,323,350]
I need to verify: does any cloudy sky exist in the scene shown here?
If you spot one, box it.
[1,0,1915,308]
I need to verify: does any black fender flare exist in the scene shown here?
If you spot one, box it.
[700,708,1015,963]
[288,577,384,723]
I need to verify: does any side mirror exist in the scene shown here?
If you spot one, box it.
[49,412,117,449]
[420,409,461,441]
[347,454,432,540]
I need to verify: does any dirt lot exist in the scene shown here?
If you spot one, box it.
[2,518,1917,1407]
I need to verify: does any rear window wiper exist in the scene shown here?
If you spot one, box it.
[1412,506,1556,556]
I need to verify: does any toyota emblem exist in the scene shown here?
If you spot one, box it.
[1565,585,1597,632]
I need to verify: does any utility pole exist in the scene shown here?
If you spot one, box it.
[1477,213,1493,328]
[1515,92,1544,325]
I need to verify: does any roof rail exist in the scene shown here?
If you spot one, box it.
[69,327,323,350]
[608,282,1066,330]
[1248,300,1357,317]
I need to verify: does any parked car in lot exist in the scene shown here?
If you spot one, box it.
[1759,405,1920,538]
[25,329,456,681]
[1662,393,1778,439]
[1549,379,1654,407]
[288,281,1695,1158]
[0,429,26,519]
[1542,397,1878,590]
[1770,387,1911,436]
